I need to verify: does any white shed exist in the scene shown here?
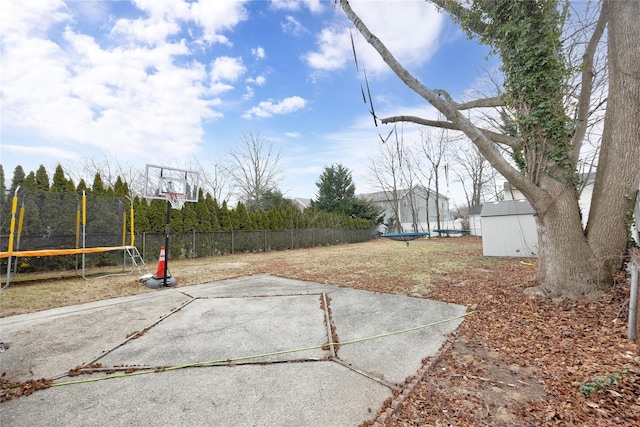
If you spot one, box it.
[481,200,538,257]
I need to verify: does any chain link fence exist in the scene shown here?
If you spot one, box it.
[1,228,376,282]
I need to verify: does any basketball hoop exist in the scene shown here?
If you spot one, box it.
[165,192,188,210]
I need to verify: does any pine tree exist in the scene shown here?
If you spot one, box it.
[91,173,106,195]
[51,165,74,192]
[219,201,232,231]
[9,165,26,195]
[35,165,50,191]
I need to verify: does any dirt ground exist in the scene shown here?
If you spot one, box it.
[2,237,639,425]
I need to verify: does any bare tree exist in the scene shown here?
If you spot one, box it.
[64,155,144,197]
[228,131,283,210]
[415,128,450,230]
[453,142,498,208]
[341,0,640,298]
[367,134,406,233]
[191,159,232,203]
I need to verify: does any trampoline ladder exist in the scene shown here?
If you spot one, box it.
[126,246,150,275]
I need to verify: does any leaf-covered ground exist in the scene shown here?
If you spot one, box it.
[374,257,640,426]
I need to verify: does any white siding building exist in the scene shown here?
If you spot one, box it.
[361,186,454,234]
[480,200,538,257]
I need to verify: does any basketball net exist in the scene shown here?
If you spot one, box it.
[165,192,188,210]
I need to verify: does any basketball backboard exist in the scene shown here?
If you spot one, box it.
[144,164,200,203]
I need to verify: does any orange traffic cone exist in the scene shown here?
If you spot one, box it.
[154,246,167,278]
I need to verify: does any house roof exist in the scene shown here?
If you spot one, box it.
[469,204,483,216]
[360,189,409,202]
[360,186,448,202]
[291,198,312,210]
[480,199,534,217]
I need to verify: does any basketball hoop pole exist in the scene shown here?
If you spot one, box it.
[163,199,171,287]
[143,164,200,288]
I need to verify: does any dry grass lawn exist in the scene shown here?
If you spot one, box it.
[0,236,495,317]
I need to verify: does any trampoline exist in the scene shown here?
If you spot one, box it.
[432,229,471,237]
[380,232,430,246]
[2,187,148,289]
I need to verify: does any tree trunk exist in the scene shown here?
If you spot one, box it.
[585,0,640,277]
[530,176,609,299]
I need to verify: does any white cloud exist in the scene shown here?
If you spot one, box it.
[111,16,182,45]
[1,144,80,163]
[251,46,266,59]
[244,86,255,100]
[247,75,266,86]
[281,16,307,36]
[0,0,70,37]
[304,27,351,71]
[189,0,249,44]
[270,0,324,14]
[243,96,307,119]
[305,1,444,75]
[210,56,246,82]
[285,132,301,138]
[1,0,229,166]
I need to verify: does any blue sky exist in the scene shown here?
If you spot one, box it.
[1,0,494,205]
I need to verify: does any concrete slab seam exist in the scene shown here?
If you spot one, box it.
[53,297,197,379]
[46,311,470,390]
[371,337,456,427]
[320,293,337,359]
[203,292,325,300]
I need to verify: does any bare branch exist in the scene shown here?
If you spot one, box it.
[381,116,518,147]
[340,0,545,205]
[456,96,504,110]
[570,2,608,161]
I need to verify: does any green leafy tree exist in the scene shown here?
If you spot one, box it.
[133,197,151,233]
[91,173,106,195]
[23,172,37,191]
[113,176,129,197]
[249,188,295,212]
[181,202,198,232]
[51,165,74,192]
[313,163,381,224]
[9,165,26,195]
[0,165,5,202]
[313,163,357,214]
[0,165,7,233]
[35,165,50,191]
[76,179,88,193]
[205,194,221,231]
[147,199,167,233]
[235,202,250,229]
[218,200,232,231]
[195,190,214,232]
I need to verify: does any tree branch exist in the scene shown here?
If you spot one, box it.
[381,115,519,147]
[340,0,546,204]
[456,96,504,110]
[570,2,607,161]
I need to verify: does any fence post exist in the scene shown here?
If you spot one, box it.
[231,230,235,254]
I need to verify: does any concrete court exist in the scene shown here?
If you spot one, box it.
[1,274,468,426]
